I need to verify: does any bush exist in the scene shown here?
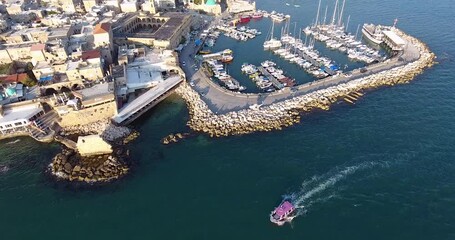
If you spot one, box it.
[0,63,12,75]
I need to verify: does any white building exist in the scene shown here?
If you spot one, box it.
[0,104,45,134]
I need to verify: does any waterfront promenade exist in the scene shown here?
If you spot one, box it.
[179,31,420,113]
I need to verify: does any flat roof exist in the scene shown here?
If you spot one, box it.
[126,64,164,90]
[383,30,406,46]
[0,104,43,125]
[74,83,113,100]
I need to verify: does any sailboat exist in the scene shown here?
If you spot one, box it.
[264,21,282,50]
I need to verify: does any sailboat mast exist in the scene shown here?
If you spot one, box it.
[323,5,328,25]
[331,0,339,25]
[355,23,360,40]
[345,15,350,32]
[271,21,274,40]
[314,0,322,27]
[338,0,346,27]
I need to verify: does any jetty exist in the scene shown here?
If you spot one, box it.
[112,75,183,125]
[258,66,284,89]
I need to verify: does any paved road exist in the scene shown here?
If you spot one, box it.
[179,24,420,113]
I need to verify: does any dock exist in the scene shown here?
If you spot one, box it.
[258,66,284,90]
[112,76,183,125]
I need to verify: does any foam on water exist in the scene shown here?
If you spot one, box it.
[286,161,386,216]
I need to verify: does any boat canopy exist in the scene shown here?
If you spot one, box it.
[274,201,294,218]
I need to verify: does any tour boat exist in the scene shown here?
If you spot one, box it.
[270,200,297,226]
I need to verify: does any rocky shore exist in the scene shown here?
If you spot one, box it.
[176,30,436,137]
[49,119,138,183]
[49,148,129,183]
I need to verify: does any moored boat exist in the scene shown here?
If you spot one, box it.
[239,15,251,24]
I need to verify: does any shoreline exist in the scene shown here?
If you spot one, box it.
[176,29,436,137]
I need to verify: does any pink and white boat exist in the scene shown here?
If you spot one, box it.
[270,200,297,226]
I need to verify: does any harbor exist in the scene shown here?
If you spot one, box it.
[1,0,451,239]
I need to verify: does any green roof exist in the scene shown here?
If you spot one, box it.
[205,0,216,6]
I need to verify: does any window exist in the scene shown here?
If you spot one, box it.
[14,122,23,126]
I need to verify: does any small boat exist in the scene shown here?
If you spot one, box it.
[198,50,211,54]
[239,15,251,24]
[270,200,297,226]
[252,12,263,19]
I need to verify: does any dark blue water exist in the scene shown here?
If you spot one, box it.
[1,0,455,239]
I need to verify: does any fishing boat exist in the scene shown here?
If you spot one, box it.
[270,200,297,226]
[221,55,233,63]
[239,15,251,24]
[252,12,263,19]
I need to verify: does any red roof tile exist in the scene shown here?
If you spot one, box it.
[30,43,45,51]
[81,49,101,60]
[0,73,29,84]
[93,22,111,34]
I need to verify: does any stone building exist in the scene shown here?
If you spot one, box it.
[112,12,192,49]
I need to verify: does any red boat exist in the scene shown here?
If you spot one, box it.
[252,12,263,19]
[239,15,251,23]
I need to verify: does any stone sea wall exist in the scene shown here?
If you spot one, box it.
[176,30,436,137]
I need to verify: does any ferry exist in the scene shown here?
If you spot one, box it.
[270,200,297,226]
[361,23,387,45]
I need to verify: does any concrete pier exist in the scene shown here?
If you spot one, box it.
[113,76,183,125]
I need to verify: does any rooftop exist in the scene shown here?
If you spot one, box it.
[93,22,111,34]
[73,83,113,100]
[81,49,101,60]
[383,30,406,46]
[0,104,43,124]
[30,43,45,51]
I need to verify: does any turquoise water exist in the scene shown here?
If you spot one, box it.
[1,0,455,239]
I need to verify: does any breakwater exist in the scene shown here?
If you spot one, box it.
[176,29,436,137]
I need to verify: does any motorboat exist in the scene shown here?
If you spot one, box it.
[270,200,297,226]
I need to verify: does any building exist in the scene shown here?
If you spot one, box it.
[112,12,192,49]
[120,0,138,13]
[141,0,156,13]
[82,0,99,12]
[0,103,45,135]
[76,135,113,156]
[187,0,222,15]
[227,0,256,14]
[154,0,176,10]
[382,30,406,51]
[65,50,104,82]
[30,44,47,62]
[93,22,113,49]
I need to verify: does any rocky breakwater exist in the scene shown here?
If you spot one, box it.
[50,119,138,183]
[176,29,435,137]
[49,147,129,183]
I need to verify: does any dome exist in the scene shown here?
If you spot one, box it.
[205,0,216,6]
